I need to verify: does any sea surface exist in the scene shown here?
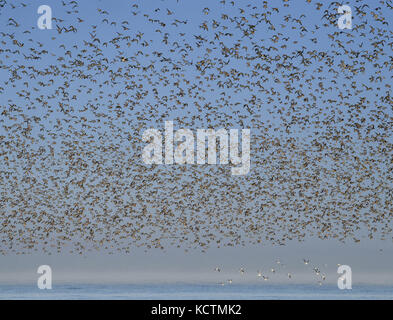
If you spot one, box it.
[0,283,392,299]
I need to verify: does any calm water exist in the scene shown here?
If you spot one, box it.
[0,284,392,299]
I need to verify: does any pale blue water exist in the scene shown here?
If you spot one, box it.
[0,284,392,299]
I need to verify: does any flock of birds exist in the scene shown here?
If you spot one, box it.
[214,258,331,286]
[0,0,392,255]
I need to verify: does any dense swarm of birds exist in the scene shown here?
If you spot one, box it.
[0,0,392,255]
